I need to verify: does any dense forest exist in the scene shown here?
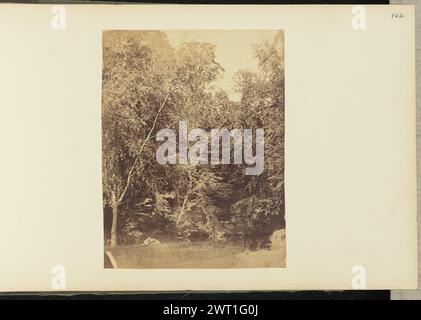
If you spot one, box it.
[102,30,285,259]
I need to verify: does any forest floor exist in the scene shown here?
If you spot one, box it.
[106,239,286,269]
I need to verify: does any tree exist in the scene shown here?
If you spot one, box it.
[228,31,285,247]
[102,32,224,246]
[102,31,176,247]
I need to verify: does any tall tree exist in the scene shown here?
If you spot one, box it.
[102,31,177,247]
[102,33,224,246]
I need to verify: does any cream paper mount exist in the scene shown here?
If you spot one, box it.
[0,4,416,291]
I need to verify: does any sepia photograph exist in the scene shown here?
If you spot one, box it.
[102,30,285,268]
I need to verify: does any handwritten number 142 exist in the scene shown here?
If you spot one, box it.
[392,13,404,19]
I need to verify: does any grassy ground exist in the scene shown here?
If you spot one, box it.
[106,238,286,269]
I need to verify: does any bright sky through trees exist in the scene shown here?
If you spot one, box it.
[166,30,279,101]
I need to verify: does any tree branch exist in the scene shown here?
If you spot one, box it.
[117,92,170,203]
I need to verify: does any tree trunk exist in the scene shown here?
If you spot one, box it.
[176,190,190,227]
[110,199,119,247]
